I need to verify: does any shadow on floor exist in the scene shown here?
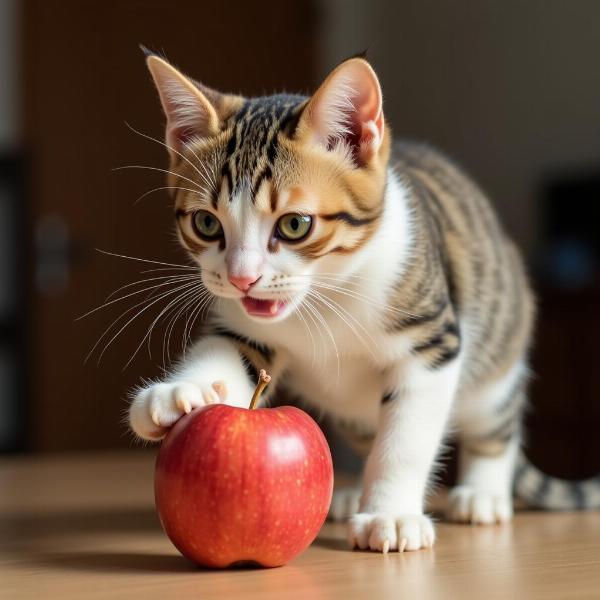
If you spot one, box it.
[1,507,162,545]
[32,550,282,574]
[2,507,284,574]
[33,551,198,574]
[311,536,348,551]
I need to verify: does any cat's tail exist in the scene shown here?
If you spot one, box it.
[514,449,600,510]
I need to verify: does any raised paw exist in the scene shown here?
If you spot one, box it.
[348,513,435,553]
[447,485,513,524]
[129,379,228,441]
[328,486,362,522]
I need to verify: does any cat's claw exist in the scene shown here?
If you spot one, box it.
[211,380,228,401]
[174,392,192,416]
[348,513,435,552]
[130,380,227,441]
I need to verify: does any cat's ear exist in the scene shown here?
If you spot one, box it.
[297,57,384,166]
[145,55,221,156]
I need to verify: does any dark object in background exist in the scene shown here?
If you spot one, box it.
[0,153,27,452]
[527,170,600,480]
[528,287,600,480]
[539,172,600,289]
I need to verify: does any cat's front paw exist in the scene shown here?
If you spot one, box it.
[348,512,435,553]
[447,486,513,524]
[129,380,227,441]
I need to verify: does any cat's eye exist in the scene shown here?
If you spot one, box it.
[192,210,223,240]
[276,214,313,242]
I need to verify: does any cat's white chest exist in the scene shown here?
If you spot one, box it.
[284,351,383,433]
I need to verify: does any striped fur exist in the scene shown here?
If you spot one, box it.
[515,452,600,510]
[386,141,535,379]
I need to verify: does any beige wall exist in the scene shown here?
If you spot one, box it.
[319,0,600,257]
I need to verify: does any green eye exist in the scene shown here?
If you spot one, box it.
[276,214,313,242]
[193,210,223,240]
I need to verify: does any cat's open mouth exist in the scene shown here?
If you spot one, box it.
[241,296,287,318]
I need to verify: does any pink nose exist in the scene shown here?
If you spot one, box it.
[228,274,260,292]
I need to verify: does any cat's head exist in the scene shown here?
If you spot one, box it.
[146,52,390,323]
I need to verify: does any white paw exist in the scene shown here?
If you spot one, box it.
[348,513,435,553]
[129,379,227,441]
[447,486,513,524]
[329,486,362,522]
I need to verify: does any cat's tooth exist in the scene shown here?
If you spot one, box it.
[270,301,279,315]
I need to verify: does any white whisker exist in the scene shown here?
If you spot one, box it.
[144,285,208,360]
[199,292,216,323]
[291,272,422,318]
[163,285,208,366]
[139,266,198,274]
[76,274,198,321]
[113,164,204,192]
[309,289,378,361]
[183,290,214,351]
[160,285,206,367]
[181,292,203,353]
[134,185,203,204]
[189,148,219,193]
[95,248,197,270]
[287,294,317,366]
[89,279,199,365]
[124,283,204,370]
[124,122,215,191]
[104,272,199,303]
[297,295,324,358]
[305,278,421,318]
[302,295,340,381]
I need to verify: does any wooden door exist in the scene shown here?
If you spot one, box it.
[22,0,319,450]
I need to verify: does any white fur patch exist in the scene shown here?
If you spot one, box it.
[448,436,518,523]
[129,336,255,440]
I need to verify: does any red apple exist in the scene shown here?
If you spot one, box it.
[155,371,334,568]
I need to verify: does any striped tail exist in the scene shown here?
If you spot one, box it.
[514,449,600,510]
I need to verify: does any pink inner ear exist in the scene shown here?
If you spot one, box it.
[335,100,381,166]
[327,117,362,153]
[169,126,196,150]
[319,64,383,166]
[355,84,381,142]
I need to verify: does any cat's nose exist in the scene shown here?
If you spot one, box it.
[228,274,261,292]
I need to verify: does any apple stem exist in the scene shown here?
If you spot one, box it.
[249,369,271,410]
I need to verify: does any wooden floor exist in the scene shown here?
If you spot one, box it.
[1,451,599,600]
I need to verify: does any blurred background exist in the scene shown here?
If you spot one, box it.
[0,0,598,480]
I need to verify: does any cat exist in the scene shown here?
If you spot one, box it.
[129,49,600,552]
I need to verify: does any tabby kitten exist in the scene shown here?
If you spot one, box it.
[129,51,598,553]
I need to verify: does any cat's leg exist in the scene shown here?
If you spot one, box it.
[348,358,461,552]
[330,484,363,522]
[329,440,369,522]
[129,334,282,441]
[328,438,368,522]
[448,362,526,524]
[448,435,519,524]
